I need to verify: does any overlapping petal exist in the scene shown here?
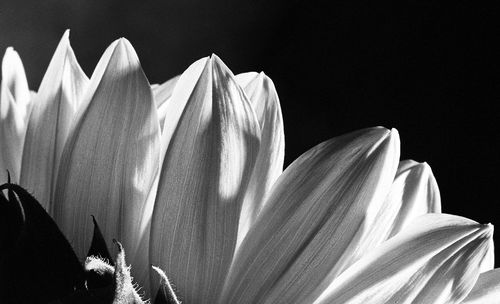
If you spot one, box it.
[53,38,161,268]
[313,214,493,304]
[463,268,500,304]
[149,55,261,304]
[358,160,441,252]
[20,30,89,210]
[152,75,180,131]
[0,48,31,182]
[220,127,400,304]
[0,32,497,304]
[235,72,285,247]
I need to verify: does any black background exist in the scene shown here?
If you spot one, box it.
[1,1,498,261]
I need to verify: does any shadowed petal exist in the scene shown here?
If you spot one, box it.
[153,75,180,131]
[150,55,261,304]
[53,38,161,273]
[313,214,493,304]
[220,127,400,304]
[463,268,500,304]
[235,72,285,248]
[20,30,89,211]
[0,48,31,182]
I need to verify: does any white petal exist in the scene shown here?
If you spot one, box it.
[234,72,285,248]
[153,75,180,131]
[220,127,400,304]
[149,55,261,304]
[481,239,495,272]
[0,47,30,182]
[53,38,161,267]
[1,47,30,108]
[159,57,207,159]
[20,30,89,211]
[365,160,441,246]
[463,268,500,304]
[313,214,493,304]
[153,75,180,107]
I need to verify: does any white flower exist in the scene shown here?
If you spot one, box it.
[1,31,498,304]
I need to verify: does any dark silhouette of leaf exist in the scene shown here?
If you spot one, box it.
[152,266,180,304]
[87,215,113,263]
[0,183,85,303]
[0,183,23,257]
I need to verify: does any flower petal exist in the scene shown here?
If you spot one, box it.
[462,268,500,304]
[153,75,180,132]
[0,48,30,182]
[149,55,261,304]
[313,214,493,304]
[20,30,89,211]
[220,127,400,304]
[234,72,285,248]
[387,160,441,236]
[53,38,161,266]
[361,160,441,249]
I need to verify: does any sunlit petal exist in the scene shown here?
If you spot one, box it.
[360,160,441,250]
[0,48,30,182]
[234,72,285,248]
[462,268,500,304]
[313,214,493,304]
[20,30,89,211]
[220,127,399,304]
[150,55,261,304]
[53,38,161,267]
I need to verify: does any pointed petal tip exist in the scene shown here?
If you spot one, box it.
[116,37,134,54]
[483,223,494,236]
[2,47,22,66]
[62,29,70,41]
[4,46,16,55]
[389,127,399,139]
[399,159,432,173]
[209,53,230,71]
[105,37,137,61]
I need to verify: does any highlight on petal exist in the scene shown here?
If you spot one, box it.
[53,36,161,279]
[313,214,494,304]
[220,127,400,304]
[20,30,89,211]
[0,48,31,182]
[153,75,180,131]
[150,55,261,304]
[463,268,500,304]
[235,72,285,248]
[481,239,495,272]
